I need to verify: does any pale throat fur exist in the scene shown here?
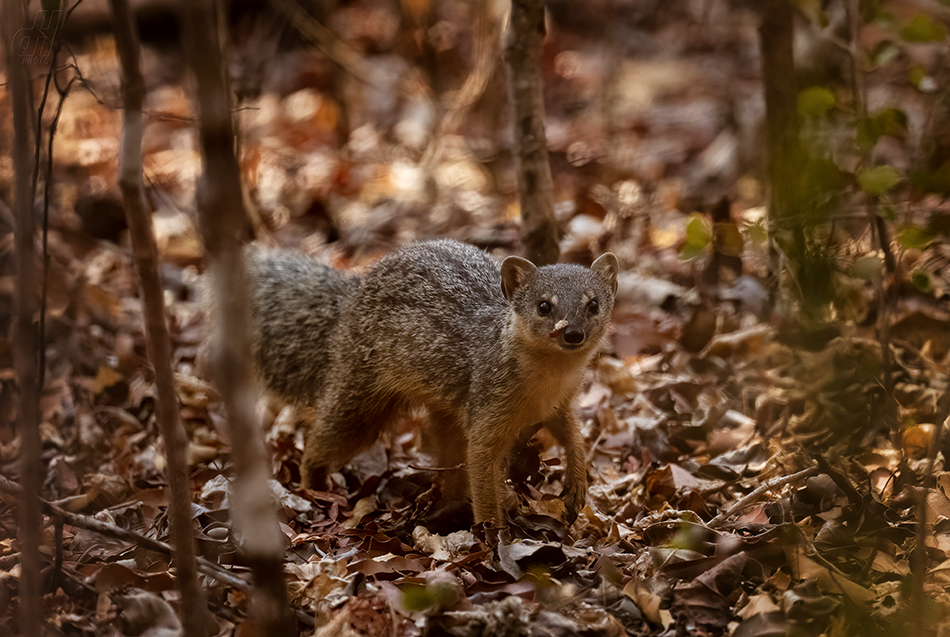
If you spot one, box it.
[501,311,600,430]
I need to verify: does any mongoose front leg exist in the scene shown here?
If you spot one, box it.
[465,432,508,524]
[544,408,587,524]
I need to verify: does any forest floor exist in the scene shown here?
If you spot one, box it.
[2,0,950,635]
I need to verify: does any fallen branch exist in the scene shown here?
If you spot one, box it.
[708,466,818,528]
[0,474,250,592]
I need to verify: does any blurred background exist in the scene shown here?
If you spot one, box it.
[3,0,950,633]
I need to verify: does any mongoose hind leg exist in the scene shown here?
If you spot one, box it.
[423,409,468,501]
[421,410,473,530]
[300,387,401,489]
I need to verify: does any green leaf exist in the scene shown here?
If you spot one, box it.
[799,154,846,197]
[869,40,900,68]
[686,213,711,245]
[401,581,458,612]
[901,14,947,42]
[871,108,908,137]
[744,218,769,244]
[401,584,433,612]
[798,86,837,117]
[858,109,908,153]
[912,270,932,292]
[858,165,901,195]
[898,226,934,250]
[680,214,711,260]
[680,242,705,261]
[857,119,880,153]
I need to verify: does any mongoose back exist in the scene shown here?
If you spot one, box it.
[244,239,618,524]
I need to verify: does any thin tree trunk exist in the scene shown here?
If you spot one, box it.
[108,1,209,635]
[758,0,803,292]
[4,0,42,635]
[180,2,294,634]
[504,0,559,266]
[843,0,897,440]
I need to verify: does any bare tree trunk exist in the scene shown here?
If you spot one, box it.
[180,2,294,634]
[841,0,897,439]
[108,1,209,635]
[504,0,559,266]
[758,0,803,293]
[4,1,42,635]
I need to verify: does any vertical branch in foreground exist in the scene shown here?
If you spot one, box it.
[845,0,898,437]
[3,1,42,635]
[504,0,559,266]
[180,1,293,634]
[108,1,209,636]
[758,0,803,298]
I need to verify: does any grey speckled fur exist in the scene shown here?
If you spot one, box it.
[245,247,357,404]
[244,239,619,525]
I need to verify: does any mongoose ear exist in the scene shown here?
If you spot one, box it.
[501,256,537,301]
[591,252,619,295]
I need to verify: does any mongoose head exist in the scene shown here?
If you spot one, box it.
[501,252,619,354]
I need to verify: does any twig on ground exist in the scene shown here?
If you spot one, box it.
[0,474,251,592]
[708,466,818,528]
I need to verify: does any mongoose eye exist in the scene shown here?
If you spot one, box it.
[587,299,599,315]
[538,301,552,316]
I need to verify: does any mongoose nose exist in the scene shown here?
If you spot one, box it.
[563,326,585,344]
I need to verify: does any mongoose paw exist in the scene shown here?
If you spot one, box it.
[562,486,586,525]
[423,500,474,534]
[300,464,328,491]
